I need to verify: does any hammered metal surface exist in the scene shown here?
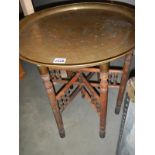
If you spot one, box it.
[20,2,134,68]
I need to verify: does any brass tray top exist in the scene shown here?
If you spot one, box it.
[20,2,134,69]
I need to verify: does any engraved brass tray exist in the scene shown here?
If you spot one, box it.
[20,2,134,69]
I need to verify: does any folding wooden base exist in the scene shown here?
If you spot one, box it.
[38,53,132,138]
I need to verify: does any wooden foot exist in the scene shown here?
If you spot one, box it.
[38,66,65,138]
[115,106,121,114]
[99,130,105,138]
[59,128,65,138]
[99,63,109,138]
[115,53,132,114]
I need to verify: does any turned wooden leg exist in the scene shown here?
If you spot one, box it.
[38,66,65,138]
[19,61,25,80]
[99,63,109,138]
[115,53,133,114]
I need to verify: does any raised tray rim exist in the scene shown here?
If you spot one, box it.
[19,2,135,69]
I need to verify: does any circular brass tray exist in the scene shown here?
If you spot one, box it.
[20,2,134,69]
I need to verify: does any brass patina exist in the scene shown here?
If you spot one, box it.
[20,2,134,69]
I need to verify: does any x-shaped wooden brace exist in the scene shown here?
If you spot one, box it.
[37,52,132,138]
[38,65,109,138]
